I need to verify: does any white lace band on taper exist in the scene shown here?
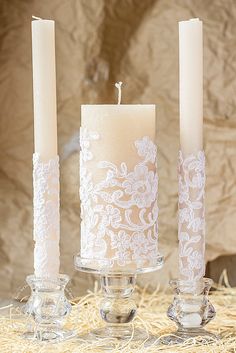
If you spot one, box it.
[80,127,159,270]
[178,150,205,281]
[33,153,60,278]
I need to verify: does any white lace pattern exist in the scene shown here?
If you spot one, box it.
[33,153,60,278]
[80,128,159,268]
[178,150,205,281]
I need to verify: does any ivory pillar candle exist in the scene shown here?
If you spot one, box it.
[179,18,203,156]
[80,104,159,270]
[31,17,60,278]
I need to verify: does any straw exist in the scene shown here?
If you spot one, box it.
[0,281,235,352]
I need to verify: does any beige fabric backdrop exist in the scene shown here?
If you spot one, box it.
[0,0,236,298]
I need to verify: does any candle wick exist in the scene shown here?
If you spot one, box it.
[32,15,43,20]
[115,81,123,105]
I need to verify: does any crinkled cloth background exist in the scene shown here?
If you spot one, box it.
[0,0,236,298]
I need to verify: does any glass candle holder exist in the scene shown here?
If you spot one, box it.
[74,254,163,341]
[164,277,216,344]
[23,274,75,342]
[77,104,163,343]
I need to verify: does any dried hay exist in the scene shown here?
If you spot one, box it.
[0,275,236,353]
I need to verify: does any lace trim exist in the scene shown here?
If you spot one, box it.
[34,240,60,278]
[33,153,60,277]
[80,128,159,268]
[178,150,205,281]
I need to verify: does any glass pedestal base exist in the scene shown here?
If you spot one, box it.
[23,328,76,343]
[22,274,76,343]
[161,328,219,345]
[74,254,164,342]
[78,326,149,351]
[91,325,147,341]
[162,278,217,346]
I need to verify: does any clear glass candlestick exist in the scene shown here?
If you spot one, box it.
[74,254,163,341]
[95,274,138,339]
[23,274,75,342]
[78,105,162,343]
[163,277,216,345]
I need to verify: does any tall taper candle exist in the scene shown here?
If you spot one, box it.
[31,17,60,278]
[179,18,203,156]
[32,17,57,160]
[178,18,205,281]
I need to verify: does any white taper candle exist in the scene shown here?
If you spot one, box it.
[32,17,57,160]
[179,18,203,156]
[31,17,60,278]
[178,19,205,282]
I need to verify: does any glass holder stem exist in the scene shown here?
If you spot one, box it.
[163,277,217,345]
[74,253,164,341]
[22,274,75,342]
[93,274,137,339]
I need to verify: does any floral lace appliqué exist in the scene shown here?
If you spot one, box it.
[33,153,60,278]
[80,129,159,268]
[178,150,205,281]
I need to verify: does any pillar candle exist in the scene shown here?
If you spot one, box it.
[80,104,159,271]
[31,17,60,278]
[179,18,203,156]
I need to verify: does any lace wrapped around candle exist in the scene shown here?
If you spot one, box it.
[178,150,205,281]
[80,105,159,271]
[33,153,60,278]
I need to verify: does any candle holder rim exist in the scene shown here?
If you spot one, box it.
[74,253,164,275]
[81,104,156,107]
[26,273,70,286]
[169,277,213,288]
